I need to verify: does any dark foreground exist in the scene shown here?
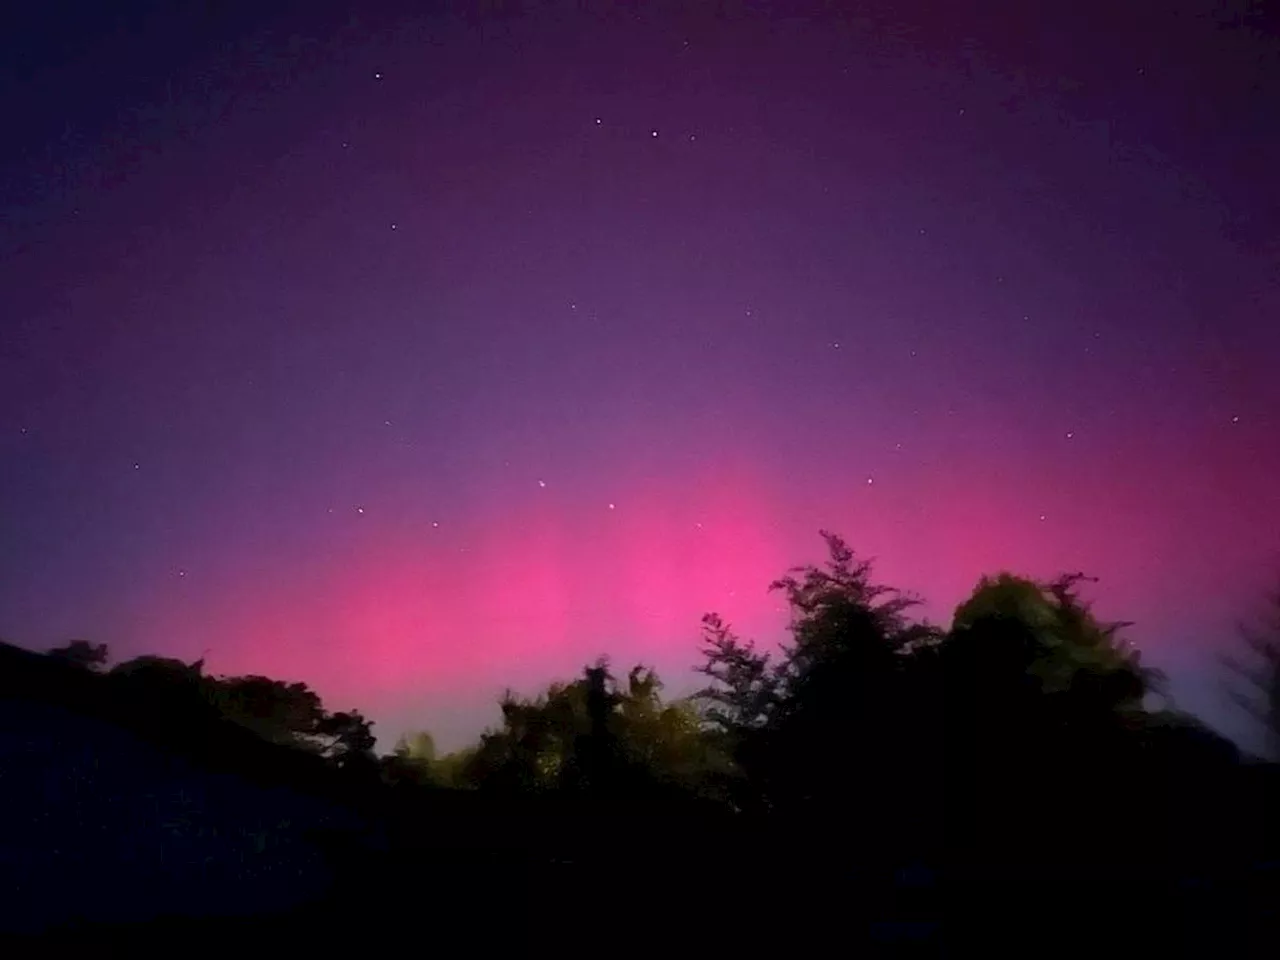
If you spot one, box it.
[3,638,1279,955]
[4,710,1279,957]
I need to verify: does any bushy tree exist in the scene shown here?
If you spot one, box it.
[316,709,377,769]
[209,675,327,750]
[46,639,110,671]
[431,747,479,788]
[383,731,481,789]
[950,572,1152,708]
[940,572,1159,863]
[467,660,727,798]
[695,532,941,838]
[109,655,210,707]
[394,730,437,763]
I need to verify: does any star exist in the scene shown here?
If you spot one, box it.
[133,462,140,470]
[866,477,874,485]
[651,129,659,137]
[356,506,365,515]
[537,479,546,488]
[595,117,602,124]
[1039,514,1047,522]
[607,502,616,510]
[832,341,841,349]
[431,521,440,528]
[390,223,397,231]
[1065,431,1075,440]
[374,72,383,80]
[178,569,187,578]
[1231,415,1240,424]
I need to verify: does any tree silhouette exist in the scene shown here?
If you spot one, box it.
[768,533,939,851]
[465,660,724,800]
[1223,578,1280,759]
[694,532,941,847]
[108,655,212,715]
[316,710,377,772]
[467,678,587,792]
[939,571,1159,865]
[209,675,327,750]
[948,571,1155,715]
[46,639,109,671]
[8,529,1278,951]
[694,612,779,735]
[564,661,621,793]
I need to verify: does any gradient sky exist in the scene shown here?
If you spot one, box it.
[2,1,1277,752]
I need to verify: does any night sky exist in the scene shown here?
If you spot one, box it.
[3,1,1277,752]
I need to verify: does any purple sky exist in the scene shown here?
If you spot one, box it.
[2,1,1278,752]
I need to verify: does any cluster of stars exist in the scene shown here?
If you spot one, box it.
[150,386,1250,571]
[137,60,1255,591]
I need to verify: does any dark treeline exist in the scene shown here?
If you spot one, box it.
[3,532,1279,953]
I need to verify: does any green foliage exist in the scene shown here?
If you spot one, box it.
[464,659,730,798]
[394,730,437,763]
[689,531,1169,851]
[951,571,1152,707]
[382,730,482,788]
[432,747,479,788]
